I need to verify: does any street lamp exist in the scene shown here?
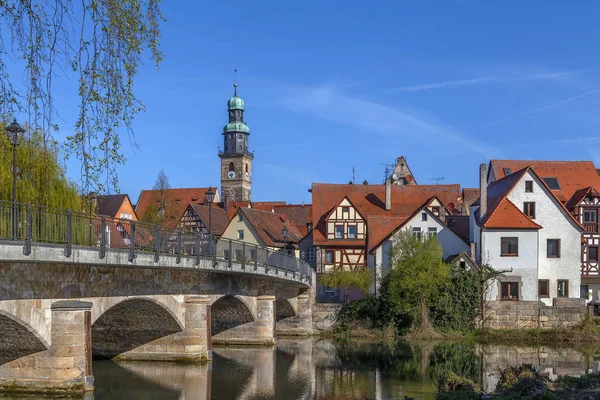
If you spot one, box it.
[282,224,288,254]
[5,118,26,239]
[205,186,215,237]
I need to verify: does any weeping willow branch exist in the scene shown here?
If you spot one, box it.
[0,0,164,193]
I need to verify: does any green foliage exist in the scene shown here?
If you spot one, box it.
[336,296,409,334]
[381,230,449,331]
[496,364,548,398]
[319,266,372,295]
[436,370,479,400]
[430,264,481,331]
[0,126,81,210]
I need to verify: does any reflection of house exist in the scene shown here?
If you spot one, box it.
[472,164,583,305]
[220,207,303,258]
[135,187,221,228]
[368,197,470,291]
[311,179,463,302]
[488,160,600,301]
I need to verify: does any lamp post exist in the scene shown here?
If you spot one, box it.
[5,119,25,239]
[89,192,97,246]
[205,187,215,252]
[282,224,288,254]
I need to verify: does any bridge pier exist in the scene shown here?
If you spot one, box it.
[212,295,276,345]
[0,300,94,395]
[276,293,313,336]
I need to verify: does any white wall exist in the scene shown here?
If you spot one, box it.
[506,170,582,304]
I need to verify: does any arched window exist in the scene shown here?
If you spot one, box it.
[245,164,248,173]
[229,162,235,172]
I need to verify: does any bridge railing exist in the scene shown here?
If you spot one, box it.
[0,201,312,284]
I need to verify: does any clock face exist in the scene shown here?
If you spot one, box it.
[245,172,249,180]
[228,171,236,179]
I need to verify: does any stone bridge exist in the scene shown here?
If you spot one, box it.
[0,204,315,396]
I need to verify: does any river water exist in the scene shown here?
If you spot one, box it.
[89,338,593,400]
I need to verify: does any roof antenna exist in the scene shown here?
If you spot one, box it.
[233,68,238,96]
[431,177,444,185]
[352,167,356,184]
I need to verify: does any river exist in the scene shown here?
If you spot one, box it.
[1,338,595,399]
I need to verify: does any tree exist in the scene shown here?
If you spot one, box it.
[319,267,372,303]
[140,169,174,225]
[381,229,449,337]
[0,1,164,193]
[473,259,511,329]
[0,123,81,210]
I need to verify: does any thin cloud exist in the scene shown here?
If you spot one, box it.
[468,87,600,134]
[391,70,581,92]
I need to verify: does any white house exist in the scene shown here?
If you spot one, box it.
[368,198,470,290]
[471,164,583,306]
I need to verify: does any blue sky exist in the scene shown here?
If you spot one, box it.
[10,1,600,204]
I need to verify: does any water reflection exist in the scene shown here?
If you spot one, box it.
[0,339,596,399]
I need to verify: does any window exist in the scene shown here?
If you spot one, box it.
[412,227,422,240]
[422,212,428,221]
[501,237,518,256]
[501,282,519,300]
[590,246,599,262]
[428,227,438,237]
[543,177,561,190]
[525,180,533,193]
[238,213,243,222]
[459,261,466,269]
[342,206,350,214]
[547,239,560,258]
[235,249,243,260]
[557,280,569,298]
[119,212,132,220]
[237,230,244,240]
[307,247,316,262]
[223,250,231,259]
[307,223,313,232]
[584,209,598,223]
[229,162,235,172]
[523,202,536,219]
[335,225,344,239]
[348,225,357,239]
[581,285,589,300]
[431,207,440,215]
[325,250,334,263]
[249,249,257,261]
[503,168,512,176]
[538,279,549,298]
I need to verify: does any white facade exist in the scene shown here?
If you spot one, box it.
[371,207,469,288]
[475,169,583,305]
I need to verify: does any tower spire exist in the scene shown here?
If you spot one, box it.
[233,68,238,97]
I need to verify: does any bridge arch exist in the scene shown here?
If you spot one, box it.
[91,297,184,359]
[0,300,50,364]
[275,298,296,322]
[211,295,255,336]
[91,295,184,328]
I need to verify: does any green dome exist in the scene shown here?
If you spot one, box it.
[227,96,245,111]
[223,122,250,133]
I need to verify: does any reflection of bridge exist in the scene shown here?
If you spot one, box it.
[0,201,315,395]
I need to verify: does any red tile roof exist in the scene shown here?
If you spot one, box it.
[483,198,542,229]
[490,160,600,204]
[239,208,303,248]
[273,204,312,238]
[136,187,217,228]
[462,188,480,208]
[366,215,409,252]
[311,183,461,246]
[252,201,287,212]
[225,201,250,221]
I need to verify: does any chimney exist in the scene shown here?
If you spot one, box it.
[469,242,477,262]
[223,195,230,211]
[479,163,487,219]
[385,178,391,211]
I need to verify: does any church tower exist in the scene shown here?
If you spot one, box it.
[219,82,253,202]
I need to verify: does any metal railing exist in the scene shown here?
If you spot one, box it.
[0,201,311,284]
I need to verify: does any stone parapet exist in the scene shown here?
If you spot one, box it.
[485,300,587,329]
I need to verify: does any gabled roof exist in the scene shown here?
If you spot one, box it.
[444,251,476,269]
[482,198,542,229]
[252,201,287,212]
[566,187,599,209]
[136,187,218,228]
[225,201,250,221]
[238,208,303,248]
[311,183,461,245]
[188,204,230,236]
[273,204,312,238]
[462,188,480,208]
[96,194,132,218]
[489,160,600,204]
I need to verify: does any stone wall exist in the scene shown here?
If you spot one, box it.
[312,303,343,333]
[485,300,588,329]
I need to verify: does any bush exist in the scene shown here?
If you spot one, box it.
[496,364,548,398]
[436,370,479,400]
[336,296,410,334]
[430,265,480,331]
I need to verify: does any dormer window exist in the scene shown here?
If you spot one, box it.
[307,223,313,232]
[342,206,350,214]
[543,177,561,190]
[503,168,512,176]
[335,225,344,239]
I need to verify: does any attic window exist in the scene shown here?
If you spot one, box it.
[543,177,561,190]
[191,197,199,202]
[176,199,182,204]
[503,168,512,176]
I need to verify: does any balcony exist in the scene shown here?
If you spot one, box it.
[584,223,599,233]
[218,148,254,158]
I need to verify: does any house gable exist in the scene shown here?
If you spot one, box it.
[325,197,366,241]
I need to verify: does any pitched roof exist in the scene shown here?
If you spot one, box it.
[96,194,130,218]
[188,204,230,236]
[489,160,600,204]
[240,208,303,248]
[566,187,598,209]
[447,215,470,242]
[136,187,218,228]
[311,183,461,245]
[224,201,250,221]
[462,188,480,208]
[273,204,312,237]
[483,197,542,229]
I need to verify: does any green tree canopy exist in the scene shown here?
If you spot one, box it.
[0,124,81,210]
[381,229,449,336]
[319,267,372,302]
